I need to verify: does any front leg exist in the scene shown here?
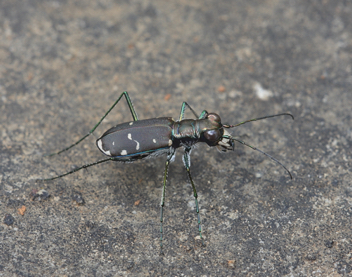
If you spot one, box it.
[182,148,205,247]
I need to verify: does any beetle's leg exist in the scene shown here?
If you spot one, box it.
[159,160,169,255]
[182,148,205,247]
[39,156,142,181]
[178,102,208,121]
[38,158,114,181]
[159,150,175,255]
[46,91,138,156]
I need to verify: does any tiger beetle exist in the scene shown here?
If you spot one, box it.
[41,91,294,254]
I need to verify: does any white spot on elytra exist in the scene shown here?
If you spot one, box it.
[153,139,156,143]
[121,150,128,155]
[134,140,140,150]
[168,139,172,146]
[129,122,133,125]
[97,139,103,149]
[128,133,132,140]
[97,139,111,156]
[112,141,115,146]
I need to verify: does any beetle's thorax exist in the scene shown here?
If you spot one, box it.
[172,119,199,140]
[172,116,223,145]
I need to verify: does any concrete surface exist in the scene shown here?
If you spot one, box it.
[1,0,352,276]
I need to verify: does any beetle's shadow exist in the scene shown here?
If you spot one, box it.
[103,157,166,201]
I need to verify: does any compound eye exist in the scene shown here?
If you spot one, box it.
[207,113,221,123]
[204,129,221,142]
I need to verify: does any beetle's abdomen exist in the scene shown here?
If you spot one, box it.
[96,117,174,157]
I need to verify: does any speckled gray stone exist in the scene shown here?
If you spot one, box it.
[1,0,351,275]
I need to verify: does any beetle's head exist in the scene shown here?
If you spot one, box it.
[200,113,234,152]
